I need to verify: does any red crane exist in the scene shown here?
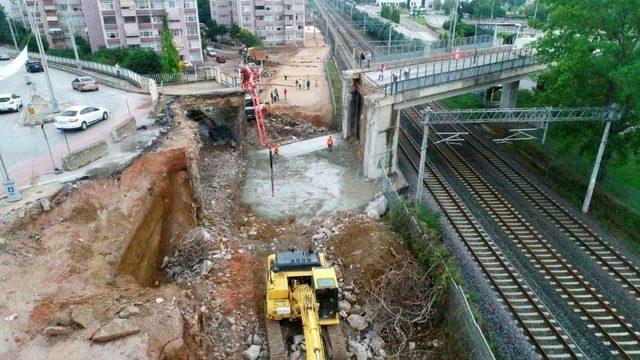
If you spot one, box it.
[241,65,269,147]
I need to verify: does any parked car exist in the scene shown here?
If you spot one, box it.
[25,60,44,72]
[71,76,99,91]
[55,105,109,131]
[0,52,10,61]
[205,47,217,57]
[0,94,23,113]
[216,55,226,64]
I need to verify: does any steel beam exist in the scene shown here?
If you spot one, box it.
[422,106,620,124]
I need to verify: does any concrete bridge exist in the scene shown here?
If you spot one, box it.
[339,47,545,178]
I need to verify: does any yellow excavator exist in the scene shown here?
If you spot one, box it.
[265,251,347,360]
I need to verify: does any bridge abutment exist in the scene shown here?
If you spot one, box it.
[500,80,520,108]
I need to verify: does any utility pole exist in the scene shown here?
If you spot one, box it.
[490,0,496,20]
[387,23,393,54]
[61,0,81,69]
[533,0,539,20]
[8,17,20,50]
[449,0,460,50]
[22,0,58,112]
[415,111,431,204]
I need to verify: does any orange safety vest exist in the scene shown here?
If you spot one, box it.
[274,144,280,154]
[327,137,334,147]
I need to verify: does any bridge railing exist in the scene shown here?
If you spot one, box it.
[383,47,539,95]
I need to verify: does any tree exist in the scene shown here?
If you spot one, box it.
[122,47,163,74]
[391,6,401,23]
[432,0,443,11]
[380,4,390,19]
[160,15,181,73]
[473,0,505,18]
[197,0,210,23]
[442,0,456,14]
[237,29,262,47]
[20,33,49,52]
[90,46,130,65]
[535,0,640,175]
[204,19,228,42]
[229,23,241,42]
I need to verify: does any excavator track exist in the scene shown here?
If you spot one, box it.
[266,318,287,360]
[326,324,348,359]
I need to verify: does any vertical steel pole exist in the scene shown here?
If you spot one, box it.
[8,17,19,51]
[63,0,81,69]
[415,111,430,204]
[0,150,10,182]
[582,120,612,213]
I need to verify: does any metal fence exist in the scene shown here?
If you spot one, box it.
[146,67,218,84]
[380,169,495,360]
[383,48,538,95]
[525,136,640,215]
[371,35,495,64]
[2,47,144,87]
[323,53,340,128]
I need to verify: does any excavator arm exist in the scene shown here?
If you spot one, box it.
[292,284,326,360]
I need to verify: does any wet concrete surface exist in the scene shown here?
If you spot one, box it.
[241,134,379,223]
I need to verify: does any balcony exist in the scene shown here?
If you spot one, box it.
[124,29,140,37]
[121,8,136,17]
[107,38,121,45]
[46,15,58,21]
[126,37,141,45]
[120,0,134,8]
[43,5,56,10]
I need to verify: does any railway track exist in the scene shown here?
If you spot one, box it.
[423,103,640,302]
[402,107,640,358]
[316,0,376,68]
[398,126,582,359]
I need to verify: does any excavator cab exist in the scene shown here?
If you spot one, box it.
[265,251,347,359]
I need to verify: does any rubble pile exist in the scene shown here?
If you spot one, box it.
[266,112,330,143]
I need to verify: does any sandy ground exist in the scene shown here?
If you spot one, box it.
[260,27,333,122]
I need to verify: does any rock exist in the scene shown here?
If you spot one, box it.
[44,325,72,336]
[289,350,301,360]
[70,305,95,329]
[429,339,443,348]
[118,305,141,319]
[365,193,388,220]
[252,334,263,346]
[339,310,348,318]
[155,298,164,304]
[343,291,357,303]
[40,198,52,211]
[338,300,351,312]
[162,337,186,359]
[50,308,73,326]
[258,350,269,359]
[161,256,170,269]
[243,345,261,360]
[245,334,253,345]
[370,336,385,354]
[105,253,118,265]
[293,334,305,345]
[92,318,139,342]
[348,340,368,360]
[347,314,368,331]
[409,341,416,351]
[201,260,214,276]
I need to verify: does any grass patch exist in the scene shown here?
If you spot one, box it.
[440,93,486,109]
[325,57,342,128]
[406,15,428,27]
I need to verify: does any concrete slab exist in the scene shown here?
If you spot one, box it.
[0,181,63,220]
[241,135,379,223]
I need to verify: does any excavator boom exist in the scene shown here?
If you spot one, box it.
[293,284,325,360]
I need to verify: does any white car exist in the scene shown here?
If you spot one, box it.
[0,93,23,113]
[55,105,109,131]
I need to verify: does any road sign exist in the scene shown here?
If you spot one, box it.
[3,180,22,202]
[26,102,35,116]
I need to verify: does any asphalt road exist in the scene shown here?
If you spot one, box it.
[0,65,151,187]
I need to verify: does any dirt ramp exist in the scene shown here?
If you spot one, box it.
[117,149,198,286]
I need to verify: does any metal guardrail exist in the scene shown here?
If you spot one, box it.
[383,48,539,95]
[2,47,144,88]
[371,35,495,64]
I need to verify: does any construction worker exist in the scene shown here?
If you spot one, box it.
[274,143,281,158]
[284,71,288,81]
[284,87,288,100]
[327,136,334,151]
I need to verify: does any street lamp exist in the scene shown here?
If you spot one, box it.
[490,0,496,20]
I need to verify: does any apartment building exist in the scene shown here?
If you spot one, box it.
[81,0,203,62]
[9,0,88,49]
[209,0,305,46]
